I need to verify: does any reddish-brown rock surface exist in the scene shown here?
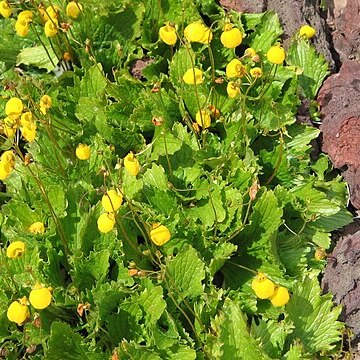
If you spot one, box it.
[318,60,360,209]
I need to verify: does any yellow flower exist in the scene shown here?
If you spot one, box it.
[28,222,45,234]
[18,10,33,22]
[226,81,240,98]
[195,109,211,129]
[269,286,290,307]
[97,212,116,233]
[124,152,140,176]
[220,24,243,48]
[75,144,91,160]
[299,25,316,39]
[0,162,11,181]
[226,59,246,78]
[184,22,206,43]
[183,68,203,85]
[66,1,83,19]
[244,47,257,58]
[15,18,30,37]
[199,27,213,44]
[20,111,33,127]
[44,19,58,37]
[39,95,52,115]
[7,297,29,325]
[5,97,23,120]
[102,189,123,212]
[267,45,286,65]
[159,22,177,45]
[150,224,171,246]
[1,150,15,168]
[2,124,17,139]
[6,241,25,259]
[249,67,263,78]
[314,247,326,261]
[251,273,275,299]
[29,284,52,309]
[0,0,11,18]
[21,122,37,143]
[43,5,60,22]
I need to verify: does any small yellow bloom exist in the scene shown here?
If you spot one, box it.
[249,67,263,78]
[39,95,52,115]
[43,5,60,22]
[199,27,213,44]
[66,1,83,19]
[1,150,15,168]
[184,22,206,43]
[299,25,316,39]
[6,241,25,259]
[124,152,140,176]
[21,122,37,143]
[7,298,30,325]
[102,189,123,212]
[226,81,240,98]
[150,224,171,246]
[28,222,45,234]
[269,286,290,307]
[159,22,177,45]
[183,68,203,85]
[5,97,23,120]
[226,59,246,78]
[220,24,243,48]
[267,45,286,65]
[29,285,52,310]
[18,10,33,22]
[195,109,211,129]
[44,19,58,37]
[15,18,30,37]
[251,273,275,299]
[20,111,33,127]
[97,212,116,233]
[75,144,91,160]
[0,1,11,18]
[0,162,11,181]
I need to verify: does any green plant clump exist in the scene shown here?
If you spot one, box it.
[0,0,353,359]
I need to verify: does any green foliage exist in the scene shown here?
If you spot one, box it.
[0,0,352,358]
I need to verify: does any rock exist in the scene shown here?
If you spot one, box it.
[318,60,360,209]
[219,0,265,13]
[322,221,360,346]
[327,0,360,63]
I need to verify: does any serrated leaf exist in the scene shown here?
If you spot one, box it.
[139,286,166,324]
[286,275,343,354]
[16,46,58,72]
[209,298,271,359]
[151,131,183,161]
[166,246,205,300]
[249,11,283,51]
[46,322,102,360]
[287,37,328,98]
[80,64,107,98]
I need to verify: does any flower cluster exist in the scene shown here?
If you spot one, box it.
[7,283,52,326]
[97,189,123,233]
[251,273,290,307]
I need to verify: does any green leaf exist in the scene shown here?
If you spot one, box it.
[80,64,107,98]
[151,130,183,161]
[46,322,102,360]
[139,286,167,324]
[208,298,271,359]
[286,275,343,354]
[166,245,205,300]
[16,46,58,72]
[249,11,283,51]
[251,319,294,358]
[287,37,329,98]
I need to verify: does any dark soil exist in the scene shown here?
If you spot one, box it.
[221,0,360,349]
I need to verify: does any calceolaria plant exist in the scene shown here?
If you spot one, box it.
[0,0,352,358]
